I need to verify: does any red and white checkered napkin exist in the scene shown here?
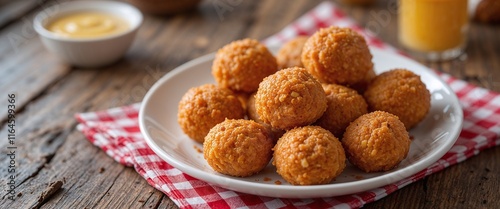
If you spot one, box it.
[76,2,500,208]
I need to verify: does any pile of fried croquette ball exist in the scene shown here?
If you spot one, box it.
[177,26,431,185]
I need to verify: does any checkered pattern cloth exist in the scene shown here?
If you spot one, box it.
[76,2,500,208]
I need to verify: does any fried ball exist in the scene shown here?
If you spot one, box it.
[204,119,274,177]
[212,38,278,93]
[177,84,245,143]
[246,92,285,142]
[315,84,368,138]
[273,126,346,185]
[364,69,431,129]
[276,36,308,69]
[255,67,327,130]
[301,26,373,85]
[342,111,411,172]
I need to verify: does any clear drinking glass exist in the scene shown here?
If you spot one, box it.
[398,0,469,61]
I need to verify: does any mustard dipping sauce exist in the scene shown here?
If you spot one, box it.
[47,11,129,38]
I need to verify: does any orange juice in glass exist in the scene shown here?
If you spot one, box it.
[398,0,469,61]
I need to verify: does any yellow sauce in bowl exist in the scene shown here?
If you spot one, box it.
[399,0,468,52]
[47,11,129,38]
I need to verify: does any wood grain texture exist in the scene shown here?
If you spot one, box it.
[0,0,498,208]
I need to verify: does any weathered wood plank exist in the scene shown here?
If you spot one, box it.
[0,0,73,56]
[0,40,71,124]
[0,69,157,208]
[365,146,500,209]
[158,195,179,209]
[0,0,75,123]
[0,0,47,30]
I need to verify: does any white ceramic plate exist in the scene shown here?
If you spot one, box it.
[139,47,463,198]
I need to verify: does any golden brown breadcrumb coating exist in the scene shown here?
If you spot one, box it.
[177,84,245,143]
[363,69,431,129]
[342,111,411,172]
[273,126,346,185]
[315,84,368,138]
[255,67,327,130]
[301,26,373,85]
[204,119,274,177]
[212,39,278,93]
[276,36,308,69]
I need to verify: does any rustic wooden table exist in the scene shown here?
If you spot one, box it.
[1,0,499,208]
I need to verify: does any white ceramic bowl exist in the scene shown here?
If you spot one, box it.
[33,1,143,68]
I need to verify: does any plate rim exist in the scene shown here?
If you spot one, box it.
[138,46,464,198]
